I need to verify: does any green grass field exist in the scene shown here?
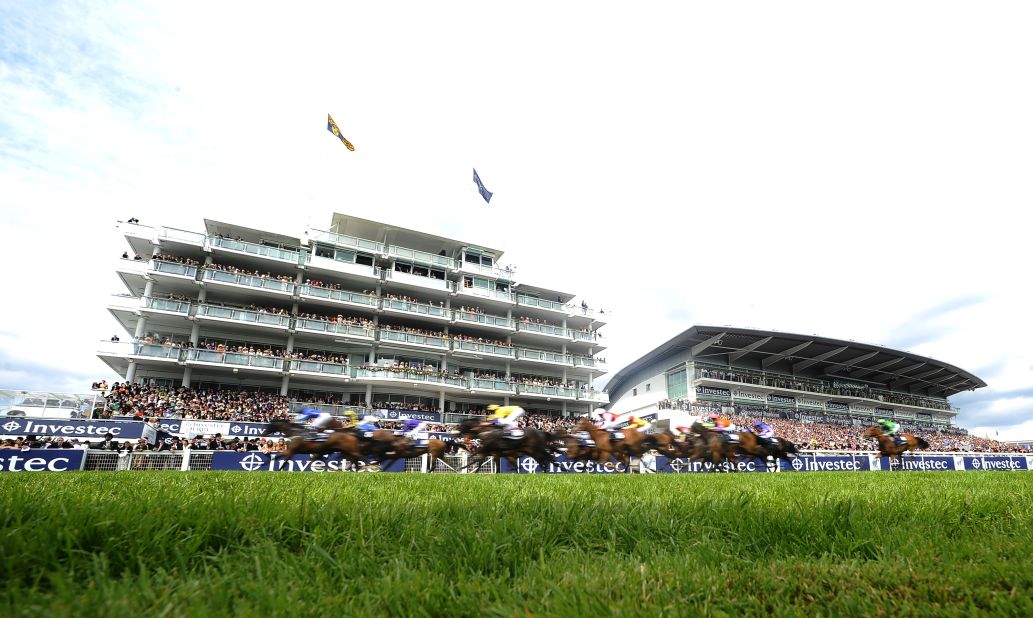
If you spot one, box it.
[2,472,1032,617]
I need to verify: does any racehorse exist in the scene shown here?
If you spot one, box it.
[458,419,558,473]
[862,425,929,469]
[387,434,464,472]
[560,419,622,470]
[735,431,800,471]
[689,422,740,470]
[262,420,368,470]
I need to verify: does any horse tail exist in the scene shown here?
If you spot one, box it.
[914,436,930,449]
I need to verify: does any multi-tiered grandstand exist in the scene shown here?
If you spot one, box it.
[98,214,608,420]
[606,325,985,430]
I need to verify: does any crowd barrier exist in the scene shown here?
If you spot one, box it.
[2,449,1030,473]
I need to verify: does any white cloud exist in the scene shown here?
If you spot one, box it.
[1,1,1031,436]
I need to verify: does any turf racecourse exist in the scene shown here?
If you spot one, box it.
[2,473,1031,617]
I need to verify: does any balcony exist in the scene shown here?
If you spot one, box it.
[458,261,516,282]
[143,298,191,315]
[514,348,572,367]
[452,310,515,331]
[297,285,377,311]
[305,254,380,281]
[387,245,454,270]
[469,378,517,394]
[516,384,578,400]
[381,298,450,322]
[456,285,515,305]
[382,269,453,293]
[151,260,198,279]
[515,321,570,340]
[309,229,385,254]
[288,359,353,378]
[516,294,566,314]
[570,330,599,344]
[195,305,292,330]
[378,329,450,351]
[129,343,183,362]
[295,319,376,341]
[201,269,294,296]
[208,236,306,265]
[578,390,609,404]
[184,349,285,371]
[451,340,516,359]
[156,227,206,247]
[354,367,467,390]
[572,356,607,372]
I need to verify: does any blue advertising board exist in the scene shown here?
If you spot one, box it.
[500,455,630,474]
[210,451,406,473]
[0,417,151,440]
[656,456,772,473]
[0,448,87,472]
[961,455,1028,471]
[778,454,872,472]
[881,455,956,471]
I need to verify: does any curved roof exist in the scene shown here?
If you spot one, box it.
[606,325,986,404]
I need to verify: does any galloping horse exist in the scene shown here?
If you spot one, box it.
[689,422,740,469]
[458,419,558,473]
[262,420,367,470]
[561,419,622,470]
[862,425,929,469]
[387,434,464,472]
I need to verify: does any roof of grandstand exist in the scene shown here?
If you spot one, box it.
[607,325,987,402]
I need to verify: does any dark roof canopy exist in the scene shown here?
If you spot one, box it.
[607,325,986,402]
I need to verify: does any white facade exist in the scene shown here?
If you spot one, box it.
[100,214,608,417]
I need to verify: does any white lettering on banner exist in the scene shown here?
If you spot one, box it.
[826,402,849,412]
[180,420,230,438]
[789,457,862,472]
[0,455,75,472]
[850,405,875,414]
[798,398,824,408]
[236,453,351,472]
[768,395,796,404]
[696,386,731,397]
[518,458,627,473]
[973,458,1022,471]
[21,421,122,437]
[898,459,951,471]
[733,390,765,402]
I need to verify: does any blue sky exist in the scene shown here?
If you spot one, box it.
[1,1,1031,439]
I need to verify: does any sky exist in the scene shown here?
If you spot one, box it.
[1,1,1030,439]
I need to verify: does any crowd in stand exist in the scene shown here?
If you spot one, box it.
[101,383,292,422]
[205,261,295,283]
[696,367,953,411]
[153,252,200,266]
[452,333,509,347]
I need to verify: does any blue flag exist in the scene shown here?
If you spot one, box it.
[472,168,492,204]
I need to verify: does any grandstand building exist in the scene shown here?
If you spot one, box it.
[99,214,607,418]
[605,325,985,430]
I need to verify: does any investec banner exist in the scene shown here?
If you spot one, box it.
[768,394,796,406]
[0,449,87,472]
[0,417,151,440]
[779,453,873,472]
[962,456,1029,471]
[732,390,765,403]
[825,401,850,413]
[135,418,282,438]
[371,409,441,422]
[501,455,629,474]
[211,452,406,472]
[657,456,771,473]
[798,398,824,410]
[696,386,731,399]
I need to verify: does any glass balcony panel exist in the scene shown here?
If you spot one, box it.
[379,330,448,348]
[152,261,197,278]
[471,378,515,392]
[387,246,453,269]
[157,227,206,246]
[311,229,384,253]
[210,236,303,263]
[132,344,181,359]
[145,298,190,314]
[291,360,349,375]
[571,331,598,343]
[516,295,564,312]
[355,367,444,384]
[383,270,452,292]
[298,285,376,306]
[383,299,448,319]
[452,340,516,357]
[517,322,569,337]
[452,311,515,329]
[516,349,570,364]
[203,270,293,293]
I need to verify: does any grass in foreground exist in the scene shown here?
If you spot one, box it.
[1,472,1032,617]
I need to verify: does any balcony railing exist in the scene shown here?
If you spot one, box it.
[185,349,285,370]
[144,298,191,314]
[516,294,565,312]
[297,285,377,307]
[382,298,449,320]
[470,378,517,392]
[157,227,207,246]
[458,261,516,281]
[354,367,455,385]
[458,286,515,303]
[196,305,291,328]
[570,330,599,343]
[309,229,384,254]
[130,344,182,360]
[579,390,609,403]
[296,319,375,339]
[515,348,571,365]
[288,359,352,377]
[572,356,605,371]
[383,269,454,293]
[516,322,569,338]
[378,329,450,349]
[151,260,198,278]
[451,340,516,358]
[452,310,515,330]
[516,384,578,399]
[387,245,453,269]
[202,269,294,294]
[208,236,306,264]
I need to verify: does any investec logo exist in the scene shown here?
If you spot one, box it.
[14,420,121,436]
[239,453,347,472]
[0,453,77,472]
[900,459,951,471]
[971,457,1021,471]
[791,457,862,472]
[519,458,626,473]
[2,420,23,433]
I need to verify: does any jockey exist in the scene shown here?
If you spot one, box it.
[340,410,359,428]
[294,408,333,439]
[877,418,903,444]
[751,420,775,442]
[703,413,738,442]
[600,411,626,431]
[487,404,525,438]
[626,416,651,432]
[401,418,428,440]
[357,415,380,432]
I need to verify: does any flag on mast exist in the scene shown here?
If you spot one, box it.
[473,168,492,204]
[327,114,355,151]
